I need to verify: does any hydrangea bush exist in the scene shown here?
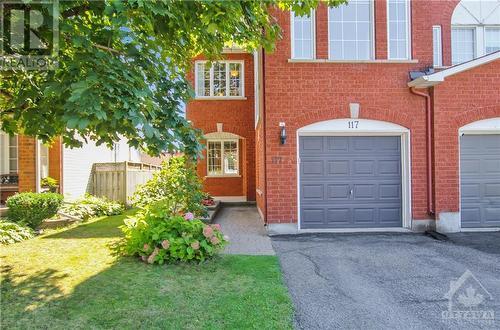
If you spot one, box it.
[59,194,124,221]
[120,201,227,264]
[131,156,207,217]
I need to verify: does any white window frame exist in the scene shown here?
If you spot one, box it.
[387,0,411,60]
[484,26,500,54]
[327,0,375,61]
[451,26,477,65]
[433,25,443,67]
[194,60,245,99]
[290,9,316,60]
[451,25,500,65]
[206,139,240,177]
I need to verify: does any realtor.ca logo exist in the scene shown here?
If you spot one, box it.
[442,270,495,325]
[0,0,59,70]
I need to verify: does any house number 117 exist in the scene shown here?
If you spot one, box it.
[348,120,359,128]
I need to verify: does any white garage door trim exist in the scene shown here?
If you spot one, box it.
[296,118,412,232]
[459,117,500,232]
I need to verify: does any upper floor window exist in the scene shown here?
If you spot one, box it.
[195,61,243,98]
[387,0,410,59]
[207,139,239,176]
[291,10,315,59]
[451,0,500,65]
[433,25,443,67]
[328,0,373,60]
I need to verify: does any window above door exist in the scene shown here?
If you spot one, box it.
[195,61,244,99]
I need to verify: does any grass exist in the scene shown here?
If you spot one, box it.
[0,210,293,329]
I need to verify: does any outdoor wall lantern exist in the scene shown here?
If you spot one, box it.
[279,122,287,145]
[349,103,360,119]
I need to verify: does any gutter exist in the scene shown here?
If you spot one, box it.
[262,47,268,225]
[410,87,435,217]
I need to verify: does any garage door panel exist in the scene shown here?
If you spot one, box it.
[379,160,401,176]
[327,160,349,175]
[300,136,402,229]
[326,208,350,224]
[302,185,324,200]
[327,137,349,151]
[301,137,324,153]
[379,208,402,224]
[327,184,350,199]
[461,134,500,228]
[301,160,324,176]
[302,209,325,225]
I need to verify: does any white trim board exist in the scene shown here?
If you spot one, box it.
[408,51,500,88]
[296,118,412,231]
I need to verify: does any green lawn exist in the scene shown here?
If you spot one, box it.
[0,211,293,329]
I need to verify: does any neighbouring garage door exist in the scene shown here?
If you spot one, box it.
[460,134,500,228]
[299,136,402,229]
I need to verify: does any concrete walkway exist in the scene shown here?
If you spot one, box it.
[214,206,275,255]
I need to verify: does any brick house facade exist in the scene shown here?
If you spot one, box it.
[187,0,500,233]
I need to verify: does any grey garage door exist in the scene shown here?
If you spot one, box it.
[460,134,500,228]
[299,136,402,229]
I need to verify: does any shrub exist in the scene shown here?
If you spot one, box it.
[60,194,124,220]
[131,156,207,217]
[120,201,227,264]
[41,176,58,192]
[0,220,35,245]
[6,192,63,229]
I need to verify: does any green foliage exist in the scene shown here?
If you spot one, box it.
[60,194,125,221]
[0,220,35,245]
[41,177,58,192]
[132,156,207,217]
[6,192,63,229]
[120,201,227,264]
[0,0,345,157]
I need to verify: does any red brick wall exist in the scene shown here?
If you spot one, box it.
[262,1,466,224]
[18,136,36,192]
[186,53,256,200]
[433,60,500,215]
[48,138,62,189]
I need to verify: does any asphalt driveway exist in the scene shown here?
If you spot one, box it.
[272,232,500,330]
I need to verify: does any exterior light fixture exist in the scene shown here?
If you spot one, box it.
[279,122,287,145]
[349,103,360,119]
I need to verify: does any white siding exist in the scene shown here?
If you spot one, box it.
[63,139,141,200]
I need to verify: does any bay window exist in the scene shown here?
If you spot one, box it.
[207,140,239,176]
[387,0,410,60]
[291,10,315,59]
[328,0,373,60]
[195,61,243,98]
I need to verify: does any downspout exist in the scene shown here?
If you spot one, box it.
[410,87,435,216]
[262,47,268,225]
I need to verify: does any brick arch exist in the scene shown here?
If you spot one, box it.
[452,104,500,129]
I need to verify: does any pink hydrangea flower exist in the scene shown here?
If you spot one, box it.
[211,224,221,231]
[210,236,220,245]
[203,225,214,238]
[143,243,150,251]
[161,240,170,249]
[147,248,159,264]
[191,241,200,250]
[184,212,194,221]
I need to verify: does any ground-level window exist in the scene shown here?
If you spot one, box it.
[207,140,239,176]
[195,61,243,98]
[0,133,18,175]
